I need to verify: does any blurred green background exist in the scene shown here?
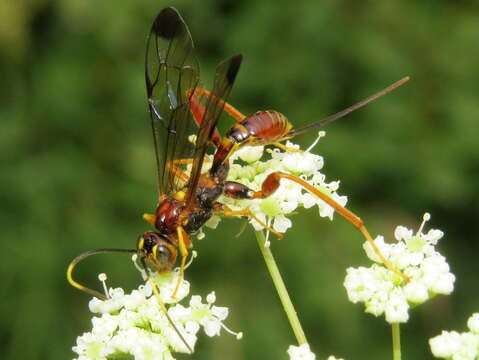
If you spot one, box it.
[2,0,479,359]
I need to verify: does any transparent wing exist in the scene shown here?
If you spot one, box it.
[185,55,243,207]
[145,7,200,197]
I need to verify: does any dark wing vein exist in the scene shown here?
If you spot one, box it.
[145,7,199,198]
[185,55,243,207]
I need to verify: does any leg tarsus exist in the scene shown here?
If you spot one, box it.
[191,88,246,122]
[359,225,410,282]
[273,142,303,153]
[189,91,222,147]
[165,156,213,185]
[173,227,189,297]
[221,205,284,239]
[253,171,410,282]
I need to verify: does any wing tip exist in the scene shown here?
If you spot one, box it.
[226,54,243,85]
[153,7,184,39]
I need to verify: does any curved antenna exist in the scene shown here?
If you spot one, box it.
[67,248,137,300]
[285,76,410,138]
[67,248,193,353]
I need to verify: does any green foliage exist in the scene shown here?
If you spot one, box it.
[1,1,479,359]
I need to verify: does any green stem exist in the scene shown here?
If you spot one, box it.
[392,323,401,360]
[255,230,308,345]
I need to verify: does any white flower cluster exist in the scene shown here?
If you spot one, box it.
[209,133,347,235]
[344,213,455,323]
[287,343,344,360]
[429,313,479,360]
[72,271,240,360]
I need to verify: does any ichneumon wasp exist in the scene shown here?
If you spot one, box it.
[67,7,410,349]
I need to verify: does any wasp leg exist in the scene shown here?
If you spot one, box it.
[173,226,190,298]
[191,89,301,156]
[272,142,303,153]
[166,161,190,183]
[164,156,213,185]
[219,203,284,239]
[188,89,222,147]
[171,158,197,164]
[190,87,246,122]
[168,157,212,166]
[224,176,409,282]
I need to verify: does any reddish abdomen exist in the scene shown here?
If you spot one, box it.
[242,111,290,143]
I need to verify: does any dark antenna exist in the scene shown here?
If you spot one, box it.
[67,248,137,299]
[67,248,192,353]
[285,76,410,138]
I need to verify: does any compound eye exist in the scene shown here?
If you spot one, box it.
[154,244,172,266]
[143,233,157,247]
[137,232,160,253]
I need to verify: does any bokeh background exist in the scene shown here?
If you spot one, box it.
[2,0,479,359]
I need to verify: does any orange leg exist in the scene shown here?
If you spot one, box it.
[189,88,293,156]
[169,157,212,165]
[166,161,189,183]
[225,173,409,282]
[187,87,247,149]
[258,172,409,282]
[173,226,190,298]
[189,88,246,122]
[272,142,303,153]
[188,89,221,147]
[165,156,213,184]
[220,204,284,239]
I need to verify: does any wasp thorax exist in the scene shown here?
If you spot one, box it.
[154,198,184,235]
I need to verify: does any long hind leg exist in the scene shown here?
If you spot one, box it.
[216,203,284,239]
[222,176,410,282]
[189,87,246,122]
[187,87,246,148]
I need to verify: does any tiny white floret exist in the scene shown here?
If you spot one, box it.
[345,214,455,324]
[287,343,316,360]
[468,313,479,334]
[72,269,241,360]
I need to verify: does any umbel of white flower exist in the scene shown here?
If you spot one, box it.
[430,313,479,360]
[72,270,241,360]
[204,133,347,235]
[287,343,344,360]
[344,213,455,323]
